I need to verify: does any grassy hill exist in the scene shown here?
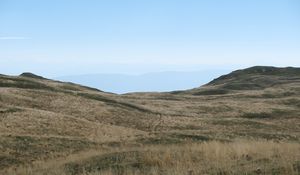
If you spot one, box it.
[0,66,299,175]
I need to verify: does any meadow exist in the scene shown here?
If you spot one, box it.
[0,66,299,175]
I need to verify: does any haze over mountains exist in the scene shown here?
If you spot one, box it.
[55,70,230,94]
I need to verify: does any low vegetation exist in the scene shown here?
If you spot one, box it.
[0,66,299,175]
[5,141,300,175]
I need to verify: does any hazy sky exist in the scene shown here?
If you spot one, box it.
[0,0,300,77]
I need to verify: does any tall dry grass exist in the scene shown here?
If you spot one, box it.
[5,140,300,175]
[138,140,300,175]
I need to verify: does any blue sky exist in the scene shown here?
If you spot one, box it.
[0,0,300,77]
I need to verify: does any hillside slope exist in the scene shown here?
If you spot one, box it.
[172,66,300,95]
[0,66,299,175]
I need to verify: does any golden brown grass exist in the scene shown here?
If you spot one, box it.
[1,70,300,174]
[5,140,300,175]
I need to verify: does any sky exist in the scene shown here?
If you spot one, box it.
[0,0,300,78]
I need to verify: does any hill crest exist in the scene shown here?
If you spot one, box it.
[19,72,47,80]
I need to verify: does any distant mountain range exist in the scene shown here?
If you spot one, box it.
[55,70,230,94]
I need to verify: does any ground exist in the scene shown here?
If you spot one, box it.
[0,66,299,175]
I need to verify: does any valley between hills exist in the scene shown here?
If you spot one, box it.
[0,66,299,175]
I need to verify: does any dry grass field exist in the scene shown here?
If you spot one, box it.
[5,141,300,175]
[0,66,299,175]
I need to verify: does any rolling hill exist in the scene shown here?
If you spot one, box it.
[0,66,299,175]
